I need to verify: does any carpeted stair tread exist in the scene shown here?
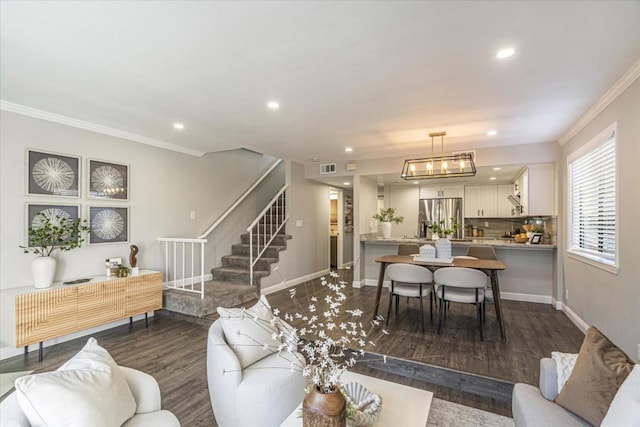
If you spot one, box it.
[163,280,257,318]
[222,255,279,263]
[212,267,270,276]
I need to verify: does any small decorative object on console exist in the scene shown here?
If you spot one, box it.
[129,244,139,275]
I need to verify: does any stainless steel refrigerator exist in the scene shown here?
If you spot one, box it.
[418,198,463,239]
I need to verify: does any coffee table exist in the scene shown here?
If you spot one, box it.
[280,371,433,426]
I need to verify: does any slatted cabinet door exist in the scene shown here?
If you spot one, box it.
[15,287,78,348]
[77,281,127,330]
[125,272,162,317]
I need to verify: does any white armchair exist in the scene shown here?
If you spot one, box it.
[0,367,180,427]
[207,319,306,427]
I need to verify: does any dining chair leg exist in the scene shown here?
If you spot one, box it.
[437,297,444,334]
[386,293,393,327]
[419,295,425,333]
[395,295,399,317]
[476,302,484,341]
[429,293,433,321]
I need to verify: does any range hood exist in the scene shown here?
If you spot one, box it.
[507,194,521,207]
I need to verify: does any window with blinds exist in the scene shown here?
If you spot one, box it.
[567,122,617,273]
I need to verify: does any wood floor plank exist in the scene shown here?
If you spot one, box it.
[0,268,584,425]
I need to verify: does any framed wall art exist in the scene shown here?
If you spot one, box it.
[88,159,129,201]
[26,149,80,197]
[25,203,80,247]
[88,205,129,245]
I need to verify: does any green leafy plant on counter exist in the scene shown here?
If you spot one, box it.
[372,207,404,224]
[531,226,545,234]
[431,217,459,238]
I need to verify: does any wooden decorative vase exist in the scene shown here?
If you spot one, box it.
[303,386,347,427]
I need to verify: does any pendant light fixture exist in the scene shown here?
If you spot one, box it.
[401,131,476,180]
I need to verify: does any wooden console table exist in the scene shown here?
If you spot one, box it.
[1,271,162,361]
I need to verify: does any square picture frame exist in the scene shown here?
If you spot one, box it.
[26,149,80,197]
[87,159,129,201]
[531,233,543,244]
[88,205,129,245]
[25,203,81,247]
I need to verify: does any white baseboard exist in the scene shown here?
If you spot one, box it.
[261,269,330,295]
[551,297,563,310]
[358,278,391,288]
[500,292,552,304]
[0,313,152,361]
[163,273,213,289]
[559,302,589,333]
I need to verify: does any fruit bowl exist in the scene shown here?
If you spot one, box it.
[514,235,528,243]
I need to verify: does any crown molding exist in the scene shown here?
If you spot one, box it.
[0,101,206,157]
[558,58,640,145]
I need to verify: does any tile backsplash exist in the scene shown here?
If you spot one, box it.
[464,216,557,244]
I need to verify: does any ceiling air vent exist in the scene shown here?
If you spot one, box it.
[320,163,337,174]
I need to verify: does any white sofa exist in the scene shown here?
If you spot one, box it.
[207,319,306,427]
[0,366,180,427]
[512,358,591,427]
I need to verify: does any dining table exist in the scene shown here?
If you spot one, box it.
[373,255,508,340]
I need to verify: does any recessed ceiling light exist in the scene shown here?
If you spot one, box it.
[489,177,497,180]
[496,48,515,59]
[345,147,353,152]
[487,130,498,136]
[267,101,280,110]
[343,182,351,186]
[413,182,419,185]
[493,167,502,171]
[173,123,184,130]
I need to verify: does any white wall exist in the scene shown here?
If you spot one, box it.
[560,78,640,359]
[260,161,330,290]
[383,185,419,238]
[358,176,378,235]
[0,111,276,346]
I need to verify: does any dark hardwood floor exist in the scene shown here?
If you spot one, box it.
[1,268,584,426]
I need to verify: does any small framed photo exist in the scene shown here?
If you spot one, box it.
[25,203,80,247]
[88,159,129,200]
[531,233,543,244]
[26,149,80,197]
[88,205,129,245]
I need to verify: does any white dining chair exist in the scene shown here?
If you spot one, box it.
[434,267,488,340]
[385,264,433,333]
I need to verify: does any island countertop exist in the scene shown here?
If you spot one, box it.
[360,235,556,250]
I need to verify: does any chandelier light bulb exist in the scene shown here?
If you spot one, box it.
[409,164,416,172]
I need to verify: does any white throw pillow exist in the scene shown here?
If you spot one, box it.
[551,351,578,392]
[15,337,136,427]
[217,295,282,368]
[601,364,640,427]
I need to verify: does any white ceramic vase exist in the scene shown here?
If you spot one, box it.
[435,237,452,259]
[32,256,56,289]
[381,222,392,239]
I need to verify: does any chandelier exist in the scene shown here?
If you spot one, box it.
[401,131,476,180]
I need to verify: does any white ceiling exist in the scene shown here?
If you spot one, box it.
[1,1,639,164]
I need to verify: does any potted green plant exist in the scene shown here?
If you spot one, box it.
[372,208,404,239]
[20,212,91,288]
[431,217,459,239]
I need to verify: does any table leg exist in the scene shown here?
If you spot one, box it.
[490,270,506,340]
[373,262,388,319]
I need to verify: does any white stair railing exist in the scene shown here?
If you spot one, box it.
[157,238,207,299]
[247,184,289,293]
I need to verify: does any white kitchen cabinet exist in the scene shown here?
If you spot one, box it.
[524,163,555,216]
[419,184,463,199]
[497,184,515,217]
[464,185,497,217]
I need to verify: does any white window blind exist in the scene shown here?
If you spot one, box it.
[567,124,617,271]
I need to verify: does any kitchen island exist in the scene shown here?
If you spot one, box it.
[357,235,557,305]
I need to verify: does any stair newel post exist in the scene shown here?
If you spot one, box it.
[200,241,205,299]
[249,228,254,290]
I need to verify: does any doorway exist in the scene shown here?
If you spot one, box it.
[329,189,343,269]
